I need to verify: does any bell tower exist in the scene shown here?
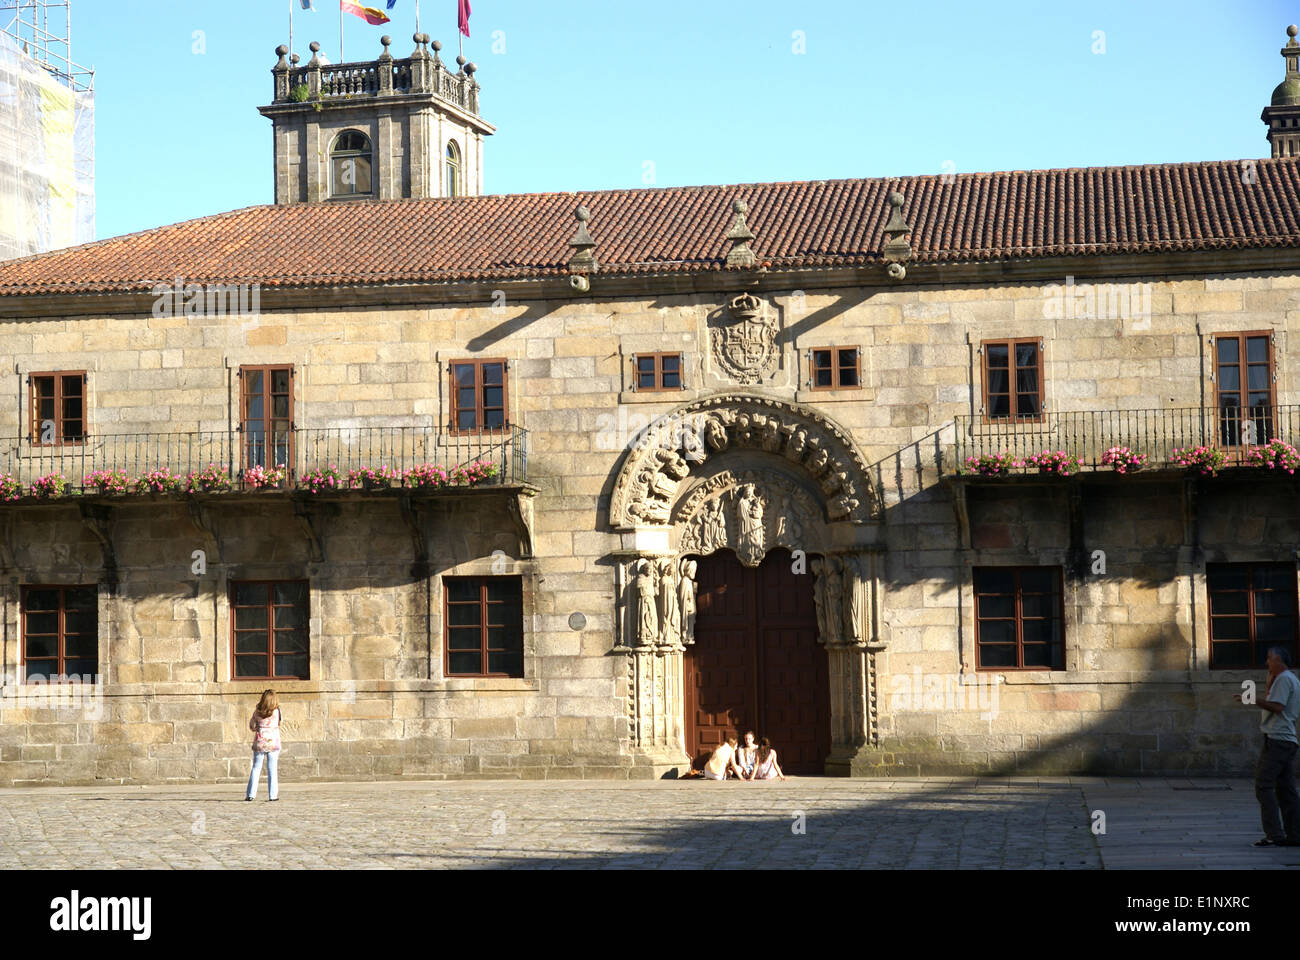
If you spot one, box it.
[1262,24,1300,158]
[258,33,494,204]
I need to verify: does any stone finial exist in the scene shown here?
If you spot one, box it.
[379,35,393,57]
[568,205,599,272]
[466,62,478,77]
[1289,23,1299,45]
[290,53,301,66]
[308,41,321,64]
[725,199,757,268]
[456,54,468,74]
[882,190,912,263]
[275,44,289,67]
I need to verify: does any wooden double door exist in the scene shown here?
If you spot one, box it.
[684,548,830,775]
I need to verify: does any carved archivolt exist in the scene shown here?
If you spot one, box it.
[610,394,880,529]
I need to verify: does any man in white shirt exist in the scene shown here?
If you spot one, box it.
[1237,646,1300,847]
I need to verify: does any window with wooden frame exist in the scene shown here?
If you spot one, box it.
[973,567,1064,670]
[444,577,524,677]
[240,365,294,472]
[450,359,508,433]
[981,339,1042,421]
[809,347,860,390]
[1207,563,1298,670]
[230,580,310,680]
[634,352,683,392]
[28,371,86,445]
[1214,332,1275,447]
[21,585,98,681]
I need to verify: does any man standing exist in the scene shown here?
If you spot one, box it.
[1237,646,1300,847]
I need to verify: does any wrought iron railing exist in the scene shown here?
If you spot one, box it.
[953,405,1300,472]
[0,425,527,493]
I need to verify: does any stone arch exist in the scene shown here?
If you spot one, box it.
[610,394,888,776]
[608,393,881,531]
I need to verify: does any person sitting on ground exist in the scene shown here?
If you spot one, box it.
[748,737,786,781]
[702,736,745,781]
[736,731,758,779]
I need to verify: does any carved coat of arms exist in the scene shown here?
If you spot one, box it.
[711,293,778,384]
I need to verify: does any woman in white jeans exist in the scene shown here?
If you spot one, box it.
[245,689,282,801]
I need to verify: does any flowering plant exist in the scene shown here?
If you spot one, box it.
[348,465,399,490]
[403,463,450,489]
[1021,450,1082,476]
[961,452,1017,477]
[449,460,499,486]
[84,469,132,494]
[301,464,344,494]
[134,468,184,494]
[1171,445,1226,477]
[0,472,23,501]
[243,463,287,490]
[1245,439,1300,475]
[31,473,68,499]
[1099,446,1148,474]
[186,464,233,494]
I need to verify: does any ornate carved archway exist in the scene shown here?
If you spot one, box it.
[608,394,888,777]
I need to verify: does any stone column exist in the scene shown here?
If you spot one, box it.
[821,548,886,774]
[614,550,688,776]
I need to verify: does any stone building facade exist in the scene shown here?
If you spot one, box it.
[0,30,1299,784]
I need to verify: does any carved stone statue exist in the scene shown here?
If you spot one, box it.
[772,493,803,548]
[843,554,864,645]
[736,483,766,567]
[629,497,671,524]
[811,557,827,641]
[634,559,658,646]
[701,497,728,553]
[822,556,843,645]
[785,427,808,463]
[678,558,698,644]
[658,558,680,647]
[703,416,729,453]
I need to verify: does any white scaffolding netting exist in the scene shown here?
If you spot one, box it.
[0,30,93,261]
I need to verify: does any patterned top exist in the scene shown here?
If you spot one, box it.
[249,708,282,753]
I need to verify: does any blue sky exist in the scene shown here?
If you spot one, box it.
[68,0,1295,239]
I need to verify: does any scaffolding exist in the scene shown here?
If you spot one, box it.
[0,0,94,260]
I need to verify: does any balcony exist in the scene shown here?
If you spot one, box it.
[0,425,528,498]
[952,405,1300,476]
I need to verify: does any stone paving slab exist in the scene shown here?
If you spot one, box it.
[0,776,1287,869]
[1080,778,1300,870]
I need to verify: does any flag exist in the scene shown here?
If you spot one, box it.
[300,0,314,8]
[341,0,390,24]
[386,0,397,7]
[458,0,471,38]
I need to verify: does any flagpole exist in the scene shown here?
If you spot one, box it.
[289,0,294,60]
[339,0,344,62]
[415,0,420,36]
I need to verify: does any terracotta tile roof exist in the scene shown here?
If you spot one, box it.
[2,157,1299,296]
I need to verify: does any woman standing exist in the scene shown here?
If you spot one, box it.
[750,737,786,781]
[246,689,282,801]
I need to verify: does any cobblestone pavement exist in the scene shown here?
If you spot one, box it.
[0,776,1289,869]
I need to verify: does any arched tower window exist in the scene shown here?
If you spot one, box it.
[446,140,462,197]
[330,131,373,198]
